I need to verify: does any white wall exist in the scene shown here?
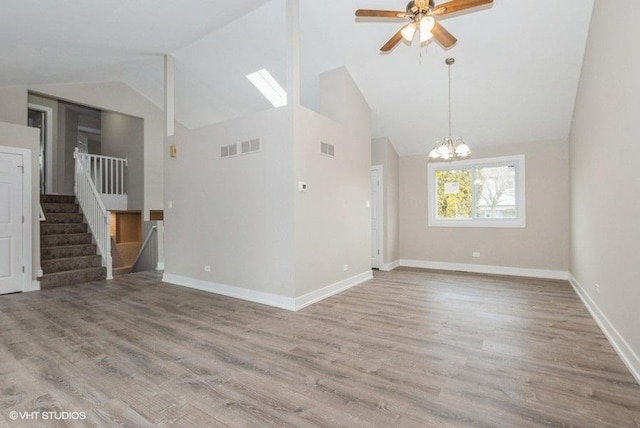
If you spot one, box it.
[164,107,295,299]
[101,111,144,210]
[371,137,400,267]
[0,122,40,283]
[568,0,640,381]
[400,139,569,278]
[0,82,164,219]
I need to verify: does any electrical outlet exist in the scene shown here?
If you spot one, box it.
[343,264,349,271]
[204,265,211,272]
[472,252,480,258]
[595,283,600,294]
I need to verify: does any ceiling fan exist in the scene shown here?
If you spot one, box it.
[355,0,493,52]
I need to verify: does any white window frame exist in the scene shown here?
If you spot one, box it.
[427,155,526,228]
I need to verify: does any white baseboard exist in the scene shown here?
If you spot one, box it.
[162,273,296,310]
[156,262,165,271]
[294,270,373,310]
[26,280,41,292]
[162,270,373,312]
[399,259,568,281]
[569,274,640,385]
[379,260,400,272]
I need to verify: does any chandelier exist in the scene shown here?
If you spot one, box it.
[429,57,471,161]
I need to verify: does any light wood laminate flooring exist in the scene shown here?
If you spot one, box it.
[1,268,639,427]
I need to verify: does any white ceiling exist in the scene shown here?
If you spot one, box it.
[0,0,594,156]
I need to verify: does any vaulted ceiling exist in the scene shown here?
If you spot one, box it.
[0,0,594,156]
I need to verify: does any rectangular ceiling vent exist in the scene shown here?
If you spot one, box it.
[221,143,238,159]
[320,141,335,157]
[240,138,261,155]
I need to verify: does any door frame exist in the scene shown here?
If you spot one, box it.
[0,146,33,293]
[371,165,384,269]
[28,103,54,194]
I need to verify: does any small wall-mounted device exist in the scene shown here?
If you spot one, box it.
[298,181,307,192]
[169,145,177,158]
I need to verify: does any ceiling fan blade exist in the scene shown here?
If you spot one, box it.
[356,9,407,18]
[431,21,457,48]
[380,30,404,52]
[432,0,493,17]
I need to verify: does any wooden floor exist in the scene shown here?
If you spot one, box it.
[1,268,639,427]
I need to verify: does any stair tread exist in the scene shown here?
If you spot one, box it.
[42,254,101,263]
[41,243,95,249]
[40,267,107,288]
[41,266,104,273]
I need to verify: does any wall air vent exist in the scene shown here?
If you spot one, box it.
[240,138,261,155]
[320,141,335,157]
[221,143,238,159]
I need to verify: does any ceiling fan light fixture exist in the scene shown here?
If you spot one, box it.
[419,16,435,43]
[400,22,417,42]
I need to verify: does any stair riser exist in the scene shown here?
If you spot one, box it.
[41,245,97,260]
[41,234,92,247]
[41,203,79,214]
[41,223,87,235]
[39,267,106,289]
[42,256,102,274]
[42,213,84,224]
[40,195,76,204]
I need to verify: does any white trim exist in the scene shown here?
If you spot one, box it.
[156,262,165,271]
[0,146,32,293]
[568,274,640,385]
[295,270,373,310]
[399,259,568,281]
[427,154,526,228]
[26,281,40,292]
[371,165,383,269]
[380,260,400,271]
[163,273,295,310]
[162,270,373,312]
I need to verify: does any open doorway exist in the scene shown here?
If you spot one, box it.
[27,104,53,194]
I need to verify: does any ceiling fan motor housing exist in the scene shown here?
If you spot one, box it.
[407,0,435,15]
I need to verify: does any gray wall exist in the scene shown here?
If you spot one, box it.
[371,137,400,266]
[101,111,144,210]
[293,67,372,297]
[164,108,296,298]
[57,103,79,195]
[568,0,640,379]
[400,139,569,274]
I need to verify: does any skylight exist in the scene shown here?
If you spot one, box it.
[246,69,287,108]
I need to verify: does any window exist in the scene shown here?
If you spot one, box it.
[427,155,525,228]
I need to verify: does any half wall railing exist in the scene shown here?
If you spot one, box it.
[74,148,114,279]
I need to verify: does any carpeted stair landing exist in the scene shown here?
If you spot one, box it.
[39,195,106,289]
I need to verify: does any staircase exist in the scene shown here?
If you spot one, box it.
[39,195,107,289]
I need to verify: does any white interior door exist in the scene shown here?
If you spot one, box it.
[0,152,24,294]
[371,167,382,269]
